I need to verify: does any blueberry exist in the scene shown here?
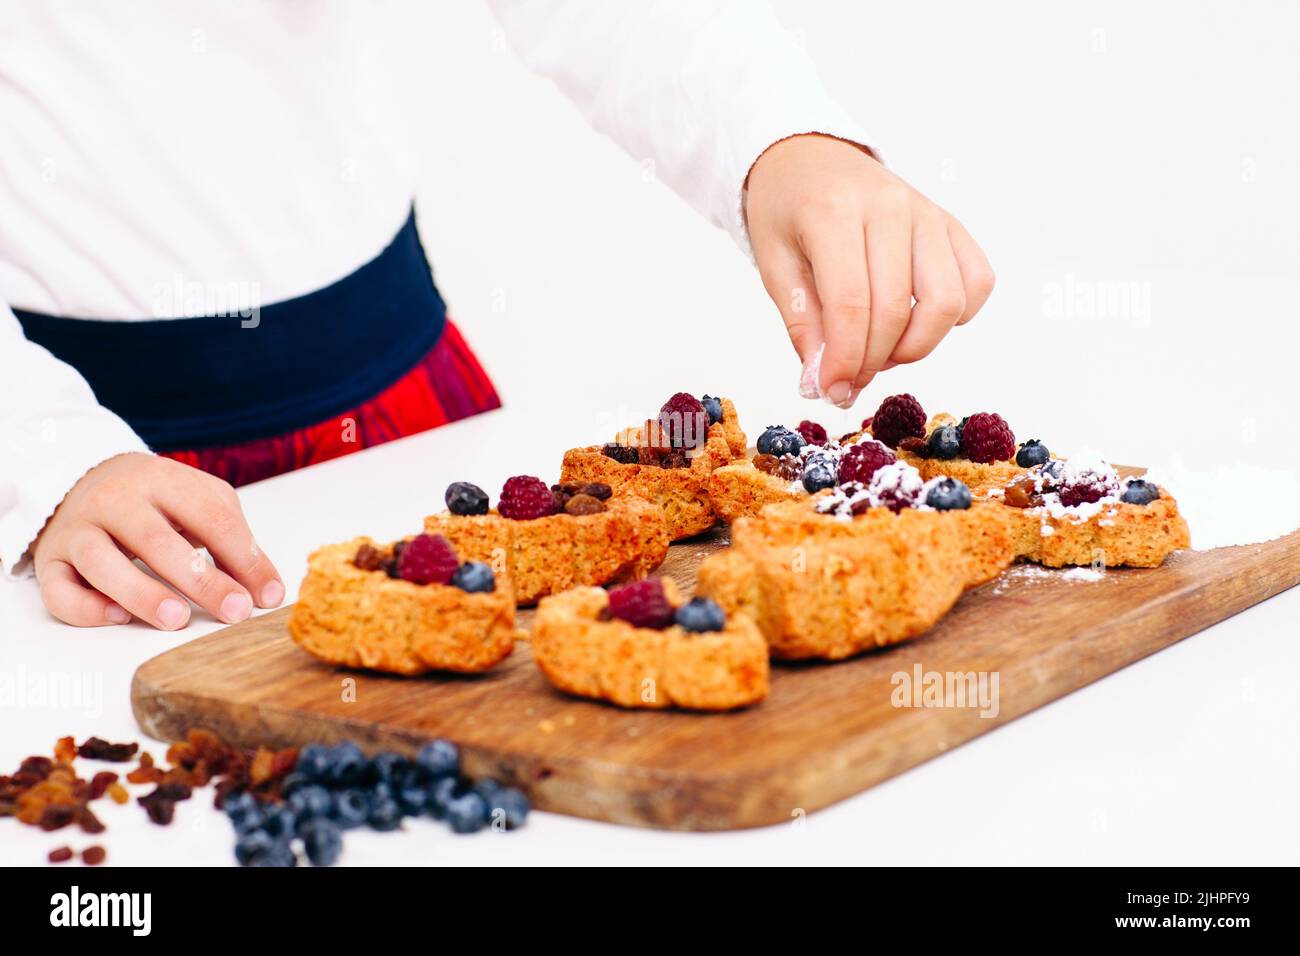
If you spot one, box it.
[367,751,410,786]
[483,787,530,831]
[287,784,332,823]
[299,819,344,867]
[674,596,727,633]
[415,739,460,782]
[928,425,961,460]
[1039,459,1065,483]
[397,784,430,815]
[1121,479,1159,506]
[472,779,503,805]
[426,776,462,820]
[446,792,489,834]
[801,460,837,493]
[445,481,490,516]
[367,798,404,831]
[248,841,297,867]
[368,780,395,804]
[330,789,370,829]
[925,477,972,511]
[223,791,259,824]
[451,561,496,593]
[296,743,332,783]
[234,829,274,866]
[1016,440,1050,468]
[231,803,266,836]
[260,804,297,840]
[757,426,804,458]
[701,395,723,425]
[326,742,366,787]
[278,772,308,796]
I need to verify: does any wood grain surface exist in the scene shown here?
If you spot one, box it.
[130,522,1300,830]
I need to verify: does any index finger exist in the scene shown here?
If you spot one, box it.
[800,218,870,407]
[154,471,284,609]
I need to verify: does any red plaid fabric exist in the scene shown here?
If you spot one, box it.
[161,319,500,487]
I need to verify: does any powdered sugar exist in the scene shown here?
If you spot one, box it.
[798,344,825,400]
[1024,456,1123,527]
[1141,459,1300,550]
[990,563,1106,593]
[814,482,872,520]
[866,461,925,511]
[1061,566,1105,582]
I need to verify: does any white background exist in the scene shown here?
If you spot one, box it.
[2,1,1298,866]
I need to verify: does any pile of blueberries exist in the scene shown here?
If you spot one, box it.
[225,739,529,867]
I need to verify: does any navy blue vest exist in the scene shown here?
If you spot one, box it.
[14,209,445,450]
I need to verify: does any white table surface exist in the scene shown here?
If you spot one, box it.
[3,257,1299,866]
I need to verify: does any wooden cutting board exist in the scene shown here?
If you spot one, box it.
[130,518,1300,830]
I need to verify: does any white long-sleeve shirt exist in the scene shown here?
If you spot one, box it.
[0,0,869,576]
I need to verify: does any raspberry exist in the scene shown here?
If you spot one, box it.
[397,533,459,585]
[1057,459,1120,508]
[605,579,675,630]
[498,475,559,520]
[870,394,927,448]
[866,462,924,512]
[657,392,709,449]
[837,440,895,486]
[1058,483,1107,508]
[959,412,1015,463]
[796,420,828,446]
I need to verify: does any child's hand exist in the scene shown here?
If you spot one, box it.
[744,133,995,407]
[31,453,284,629]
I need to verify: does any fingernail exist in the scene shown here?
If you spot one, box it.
[260,580,285,608]
[157,598,190,630]
[105,603,131,625]
[220,592,252,623]
[824,380,853,407]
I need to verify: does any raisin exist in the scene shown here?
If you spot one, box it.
[82,845,107,866]
[54,736,77,764]
[126,765,163,785]
[752,454,780,476]
[19,756,53,777]
[581,482,612,500]
[249,748,275,787]
[353,543,385,572]
[88,772,117,800]
[384,540,407,578]
[1003,477,1038,509]
[139,790,178,825]
[47,846,73,863]
[601,443,639,465]
[77,737,139,762]
[897,436,929,456]
[37,803,78,831]
[564,493,606,516]
[639,447,688,469]
[107,782,129,804]
[78,807,106,834]
[270,748,298,778]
